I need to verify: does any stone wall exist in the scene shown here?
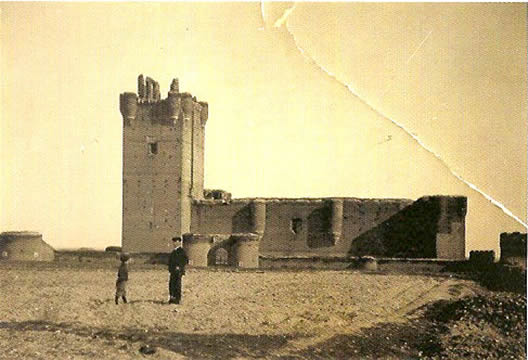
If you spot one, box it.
[191,200,250,234]
[192,198,413,257]
[190,196,467,260]
[351,196,466,259]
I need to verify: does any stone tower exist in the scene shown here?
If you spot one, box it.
[120,75,208,253]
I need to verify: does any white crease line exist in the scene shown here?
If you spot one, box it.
[284,20,527,229]
[381,29,433,97]
[260,1,266,26]
[406,29,433,64]
[273,3,297,28]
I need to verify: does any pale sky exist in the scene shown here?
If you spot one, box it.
[1,2,526,253]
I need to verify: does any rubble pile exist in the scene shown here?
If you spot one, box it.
[420,293,526,359]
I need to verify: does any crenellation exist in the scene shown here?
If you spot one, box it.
[192,101,202,114]
[500,232,526,267]
[199,102,208,126]
[120,92,138,126]
[119,94,124,116]
[122,76,206,127]
[153,81,161,101]
[170,78,179,93]
[138,74,145,100]
[181,93,194,118]
[167,92,181,120]
[145,77,154,102]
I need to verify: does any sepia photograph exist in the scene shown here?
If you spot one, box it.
[0,2,526,359]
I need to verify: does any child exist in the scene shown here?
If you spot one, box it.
[115,252,130,305]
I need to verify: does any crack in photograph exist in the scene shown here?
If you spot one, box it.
[0,2,526,359]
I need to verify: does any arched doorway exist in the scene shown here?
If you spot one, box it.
[213,248,229,266]
[207,245,233,266]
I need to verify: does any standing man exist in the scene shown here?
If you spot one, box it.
[168,236,188,304]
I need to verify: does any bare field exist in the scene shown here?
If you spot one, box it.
[0,263,484,359]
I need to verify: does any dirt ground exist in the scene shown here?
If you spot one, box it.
[0,262,503,359]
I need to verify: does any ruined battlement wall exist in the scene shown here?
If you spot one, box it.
[191,200,251,234]
[500,232,527,268]
[500,232,527,257]
[351,196,467,259]
[119,79,208,128]
[261,198,413,257]
[191,196,467,259]
[121,75,208,253]
[192,197,413,258]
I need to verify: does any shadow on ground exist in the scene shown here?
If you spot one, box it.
[0,320,295,359]
[2,291,525,359]
[0,319,433,359]
[283,321,427,359]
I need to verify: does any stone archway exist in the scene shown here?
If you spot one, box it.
[183,233,261,269]
[207,237,236,267]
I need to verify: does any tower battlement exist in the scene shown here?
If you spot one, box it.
[119,75,208,127]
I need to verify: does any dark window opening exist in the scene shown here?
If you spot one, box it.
[148,142,158,155]
[291,218,302,234]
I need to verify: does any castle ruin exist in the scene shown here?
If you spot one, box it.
[120,76,467,267]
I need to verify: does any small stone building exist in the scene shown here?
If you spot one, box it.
[0,232,55,261]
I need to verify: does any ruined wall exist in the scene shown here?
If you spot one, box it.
[351,196,467,259]
[192,198,412,257]
[262,199,338,257]
[435,197,467,259]
[191,196,467,259]
[121,76,208,253]
[500,232,527,268]
[191,200,250,234]
[261,198,413,257]
[0,232,55,261]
